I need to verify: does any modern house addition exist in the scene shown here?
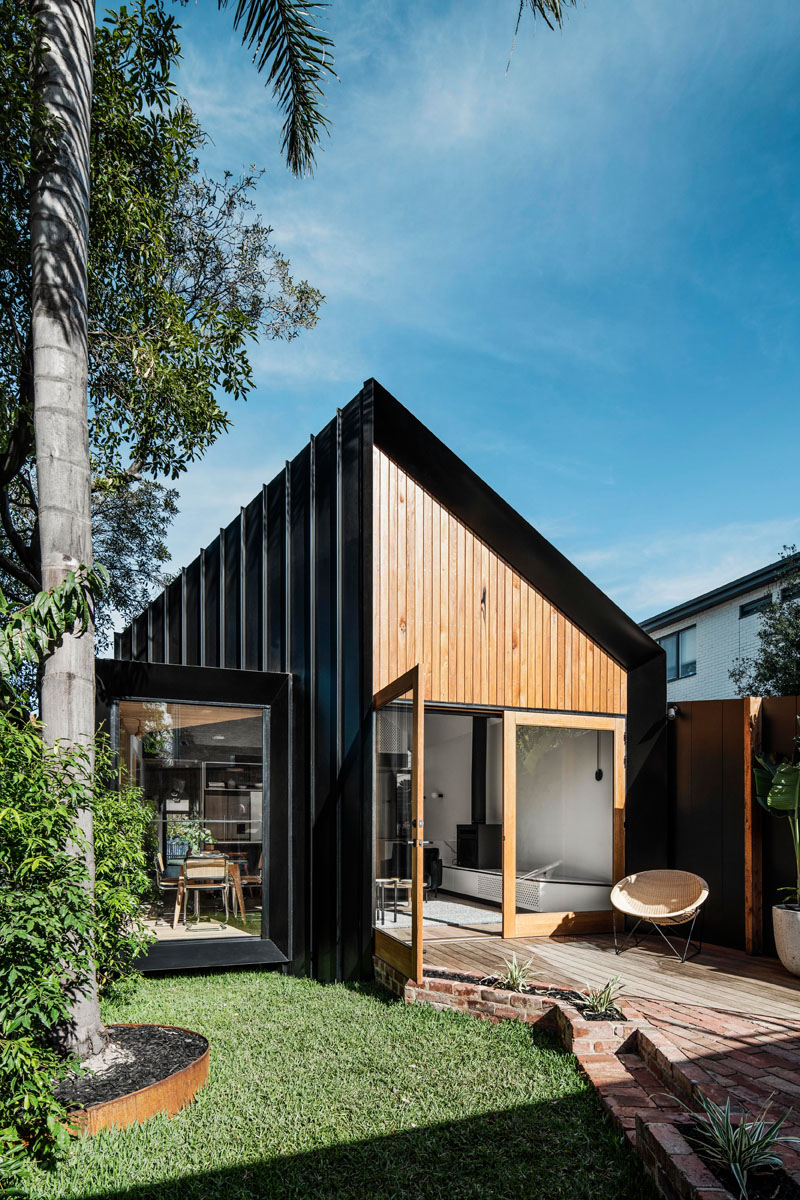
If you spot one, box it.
[641,552,800,702]
[104,379,667,982]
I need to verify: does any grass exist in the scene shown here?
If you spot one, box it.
[29,970,657,1200]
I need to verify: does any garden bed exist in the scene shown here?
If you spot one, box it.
[688,1123,800,1200]
[422,966,627,1021]
[55,1024,209,1135]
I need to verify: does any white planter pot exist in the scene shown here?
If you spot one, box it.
[773,904,800,976]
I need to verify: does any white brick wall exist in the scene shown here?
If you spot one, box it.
[647,585,775,702]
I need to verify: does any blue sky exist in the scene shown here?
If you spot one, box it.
[164,0,800,620]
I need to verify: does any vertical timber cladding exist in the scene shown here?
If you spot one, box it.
[373,447,627,713]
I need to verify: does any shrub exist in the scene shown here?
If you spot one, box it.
[0,712,155,1175]
[93,740,155,993]
[686,1092,800,1199]
[0,708,94,1160]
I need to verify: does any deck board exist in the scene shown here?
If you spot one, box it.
[420,933,800,1020]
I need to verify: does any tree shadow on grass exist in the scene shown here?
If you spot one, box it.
[69,1094,656,1200]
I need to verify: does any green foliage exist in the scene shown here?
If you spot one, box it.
[496,951,537,991]
[93,746,156,993]
[0,0,322,609]
[730,547,800,698]
[0,566,108,696]
[0,709,94,1160]
[685,1092,799,1200]
[0,712,153,1167]
[0,1131,31,1197]
[166,817,213,854]
[218,0,336,176]
[753,719,800,907]
[582,976,624,1018]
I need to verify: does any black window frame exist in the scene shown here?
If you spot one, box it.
[96,658,291,972]
[739,595,772,619]
[657,625,697,682]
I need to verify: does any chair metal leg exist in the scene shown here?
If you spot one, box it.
[614,911,644,955]
[648,912,701,962]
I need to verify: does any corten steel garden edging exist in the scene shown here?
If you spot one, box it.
[65,1024,209,1136]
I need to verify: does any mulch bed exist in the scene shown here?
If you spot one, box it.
[423,968,626,1022]
[55,1025,208,1110]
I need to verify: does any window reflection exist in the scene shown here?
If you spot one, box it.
[116,700,264,942]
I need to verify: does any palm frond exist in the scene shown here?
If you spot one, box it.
[518,0,578,31]
[510,0,578,68]
[219,0,336,176]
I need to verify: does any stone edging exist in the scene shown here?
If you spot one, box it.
[374,957,739,1200]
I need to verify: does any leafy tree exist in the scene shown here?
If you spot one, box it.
[91,481,178,650]
[4,0,324,1059]
[1,2,321,604]
[730,547,800,698]
[11,0,578,1063]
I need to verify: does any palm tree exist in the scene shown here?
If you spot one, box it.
[27,0,576,1058]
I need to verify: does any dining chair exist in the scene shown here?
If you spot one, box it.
[240,851,263,898]
[154,853,181,921]
[174,855,230,930]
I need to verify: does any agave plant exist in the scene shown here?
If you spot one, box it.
[581,976,624,1018]
[495,953,536,992]
[684,1092,799,1199]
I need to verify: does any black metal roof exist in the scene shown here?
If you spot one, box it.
[370,380,660,672]
[640,551,800,633]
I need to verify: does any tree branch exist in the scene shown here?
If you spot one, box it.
[0,543,40,596]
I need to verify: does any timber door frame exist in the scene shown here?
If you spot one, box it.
[373,664,425,983]
[501,710,626,939]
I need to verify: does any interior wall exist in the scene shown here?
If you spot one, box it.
[486,718,503,825]
[516,728,614,883]
[423,713,472,866]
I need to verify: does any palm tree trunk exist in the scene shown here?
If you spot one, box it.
[30,0,105,1059]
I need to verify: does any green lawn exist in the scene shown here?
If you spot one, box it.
[29,970,656,1200]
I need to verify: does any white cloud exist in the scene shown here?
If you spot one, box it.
[573,518,800,620]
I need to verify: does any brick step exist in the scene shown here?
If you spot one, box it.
[578,1035,684,1148]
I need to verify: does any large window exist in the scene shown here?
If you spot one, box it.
[116,700,265,943]
[657,625,696,682]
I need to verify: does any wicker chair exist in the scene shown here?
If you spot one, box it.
[611,869,709,962]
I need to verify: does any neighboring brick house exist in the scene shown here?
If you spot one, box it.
[640,553,800,701]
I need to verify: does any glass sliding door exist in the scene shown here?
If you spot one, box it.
[114,699,266,943]
[502,712,625,937]
[373,665,425,982]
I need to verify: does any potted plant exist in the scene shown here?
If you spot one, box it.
[166,817,213,860]
[754,718,800,975]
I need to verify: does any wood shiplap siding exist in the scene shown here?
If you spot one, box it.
[373,448,626,713]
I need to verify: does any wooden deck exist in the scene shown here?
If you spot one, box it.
[421,933,800,1021]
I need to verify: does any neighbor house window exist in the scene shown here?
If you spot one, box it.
[739,595,772,618]
[781,584,800,603]
[657,625,696,682]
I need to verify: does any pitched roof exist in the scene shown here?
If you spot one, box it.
[370,380,659,672]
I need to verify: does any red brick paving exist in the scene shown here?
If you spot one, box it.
[375,955,800,1198]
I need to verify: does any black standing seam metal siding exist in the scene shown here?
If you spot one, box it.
[115,385,375,980]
